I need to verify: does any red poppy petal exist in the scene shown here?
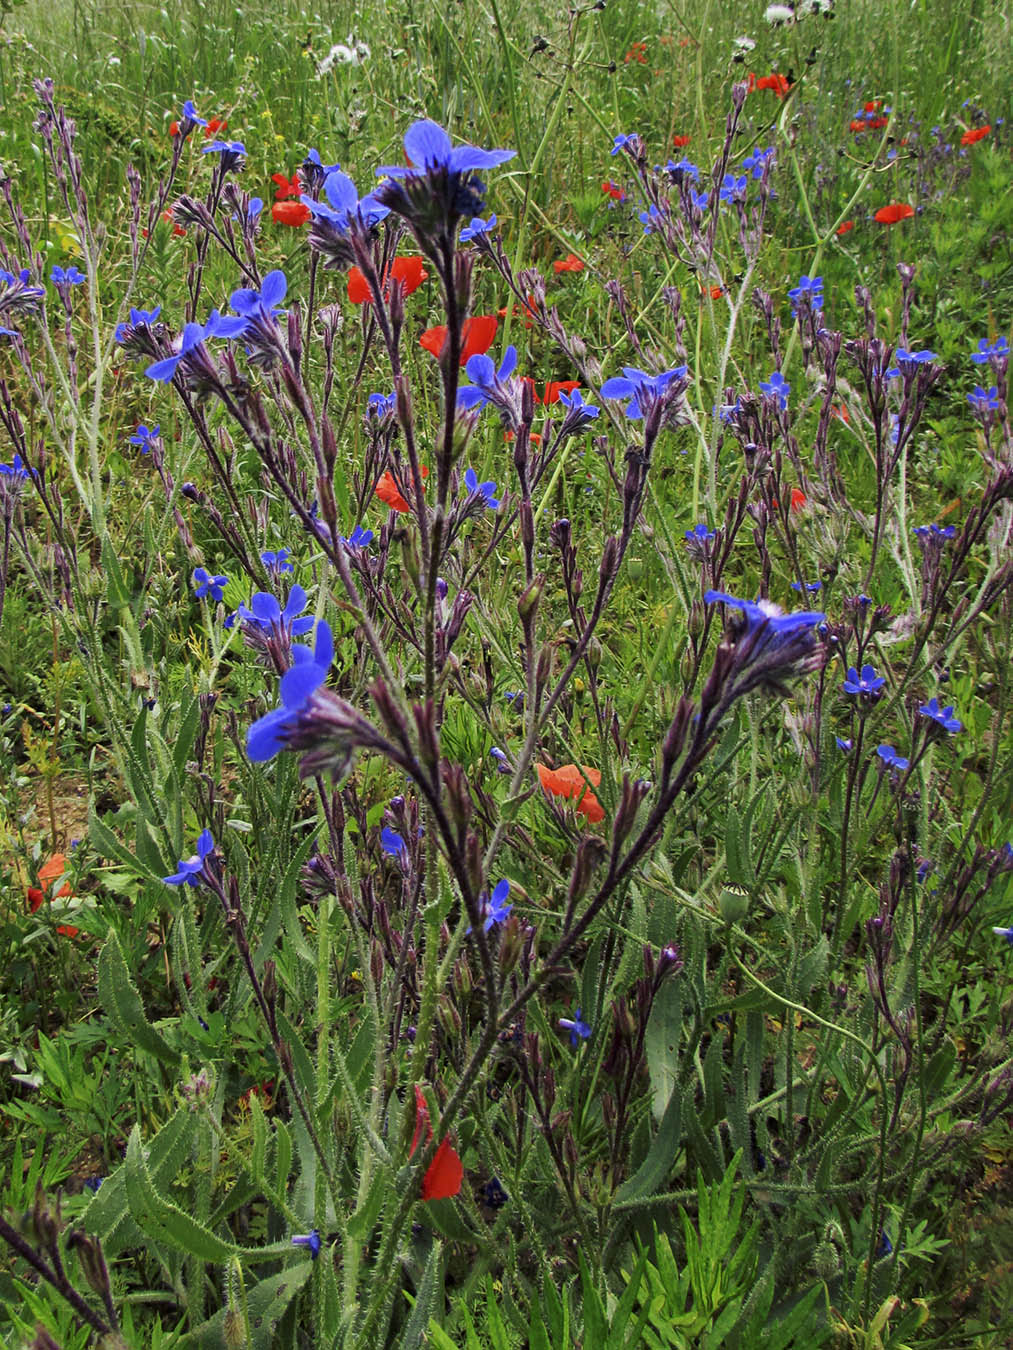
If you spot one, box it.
[347,267,371,305]
[421,1136,463,1201]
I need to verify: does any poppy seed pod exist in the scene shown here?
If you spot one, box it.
[719,884,750,924]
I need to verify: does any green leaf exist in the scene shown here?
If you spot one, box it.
[124,1124,237,1261]
[88,802,165,885]
[176,1263,312,1350]
[97,930,180,1065]
[616,1081,681,1204]
[85,1107,196,1256]
[645,979,683,1122]
[400,1238,443,1350]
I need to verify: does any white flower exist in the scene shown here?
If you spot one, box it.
[317,35,371,74]
[733,35,757,51]
[764,3,795,23]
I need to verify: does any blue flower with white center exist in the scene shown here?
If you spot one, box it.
[367,390,396,418]
[237,585,314,637]
[877,744,909,771]
[260,548,294,575]
[246,620,334,762]
[460,214,497,242]
[301,170,389,229]
[463,468,499,508]
[557,387,600,427]
[145,309,248,382]
[341,525,374,549]
[601,365,687,419]
[719,173,748,204]
[918,697,962,734]
[685,523,716,544]
[50,265,85,287]
[202,139,247,171]
[971,336,1009,365]
[759,370,790,409]
[705,591,825,639]
[163,829,215,887]
[129,424,160,454]
[468,879,512,934]
[968,385,1000,413]
[836,736,853,752]
[291,1230,321,1259]
[559,1007,592,1048]
[230,269,287,321]
[193,567,229,603]
[457,346,518,411]
[842,664,885,695]
[788,274,823,315]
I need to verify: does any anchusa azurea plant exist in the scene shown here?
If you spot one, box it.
[2,61,1013,1350]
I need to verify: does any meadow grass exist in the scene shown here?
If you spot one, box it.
[1,0,1013,1345]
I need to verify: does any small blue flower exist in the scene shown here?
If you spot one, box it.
[115,305,161,344]
[379,120,515,178]
[610,134,633,155]
[50,265,85,286]
[381,826,409,868]
[163,829,215,887]
[790,580,822,593]
[129,424,160,454]
[246,621,334,762]
[193,567,229,603]
[639,204,663,234]
[557,387,600,426]
[788,274,823,315]
[463,468,499,509]
[893,348,938,366]
[842,665,885,695]
[992,924,1013,946]
[600,365,687,419]
[468,879,512,935]
[230,269,287,321]
[742,145,775,179]
[836,737,853,752]
[180,100,208,132]
[302,170,389,229]
[237,585,314,637]
[759,370,790,410]
[0,454,31,480]
[146,309,248,383]
[559,1007,592,1048]
[877,1231,893,1259]
[260,548,294,575]
[685,523,716,544]
[971,336,1009,365]
[457,346,518,411]
[489,746,510,773]
[877,744,909,771]
[719,173,748,204]
[367,390,397,418]
[341,525,374,550]
[968,385,1000,412]
[913,522,956,542]
[460,214,497,242]
[667,157,700,182]
[291,1230,321,1259]
[689,189,710,213]
[918,697,961,734]
[202,139,247,170]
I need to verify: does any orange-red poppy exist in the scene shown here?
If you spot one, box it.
[790,488,807,512]
[536,763,605,824]
[375,464,428,514]
[961,125,991,146]
[672,134,691,148]
[272,201,311,227]
[553,253,585,274]
[624,41,648,65]
[143,209,185,239]
[497,295,537,328]
[873,202,914,225]
[420,316,498,364]
[410,1084,463,1201]
[836,219,855,235]
[700,284,724,299]
[602,179,625,202]
[831,403,850,424]
[347,256,429,305]
[169,121,180,137]
[204,118,227,138]
[749,72,791,98]
[543,379,580,405]
[271,170,301,200]
[27,854,78,937]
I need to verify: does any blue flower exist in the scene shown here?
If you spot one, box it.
[457,346,517,411]
[667,156,700,182]
[719,173,748,203]
[877,744,909,771]
[381,826,409,868]
[559,1007,592,1048]
[610,134,633,155]
[842,664,885,695]
[237,585,314,637]
[639,204,662,234]
[145,309,248,383]
[230,269,287,320]
[759,370,790,409]
[50,265,85,286]
[202,139,247,170]
[246,197,263,220]
[877,1231,893,1259]
[992,924,1013,946]
[689,189,710,213]
[301,170,389,229]
[193,567,229,603]
[246,620,334,762]
[489,746,510,773]
[467,879,512,935]
[557,387,600,426]
[971,336,1009,365]
[179,100,208,133]
[918,697,962,734]
[341,525,374,549]
[379,120,515,178]
[685,523,716,544]
[742,145,775,178]
[893,347,938,367]
[163,829,215,887]
[790,580,822,593]
[367,390,396,418]
[115,305,161,344]
[788,275,823,314]
[129,424,160,454]
[260,548,294,575]
[0,454,31,480]
[600,365,687,419]
[704,591,825,637]
[836,736,853,752]
[291,1230,321,1259]
[460,214,497,242]
[913,522,956,542]
[463,468,499,509]
[968,385,1000,412]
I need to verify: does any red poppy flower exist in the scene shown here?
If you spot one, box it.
[375,464,428,514]
[790,488,807,512]
[543,379,580,405]
[700,284,724,299]
[864,100,882,113]
[272,201,311,227]
[142,209,185,239]
[553,253,585,274]
[602,179,626,202]
[169,120,180,137]
[836,219,855,235]
[27,855,78,937]
[238,1080,275,1110]
[961,125,991,146]
[749,72,791,98]
[873,202,914,225]
[536,763,605,824]
[410,1084,463,1202]
[420,316,498,364]
[271,170,301,200]
[672,134,691,148]
[624,41,648,65]
[348,256,429,305]
[831,403,850,424]
[204,118,227,138]
[497,295,537,328]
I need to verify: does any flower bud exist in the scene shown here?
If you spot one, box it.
[517,573,544,623]
[436,994,462,1038]
[719,884,749,924]
[813,1240,840,1280]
